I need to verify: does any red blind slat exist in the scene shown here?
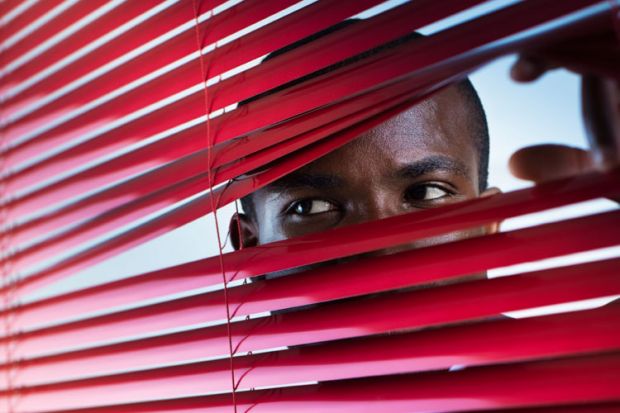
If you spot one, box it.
[0,1,388,198]
[2,235,618,364]
[0,304,615,394]
[0,0,60,45]
[1,0,618,410]
[0,306,617,410]
[9,165,620,297]
[0,0,612,272]
[0,0,194,116]
[30,353,620,412]
[7,197,620,333]
[0,0,460,188]
[0,0,110,80]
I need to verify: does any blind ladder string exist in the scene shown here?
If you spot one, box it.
[191,1,238,411]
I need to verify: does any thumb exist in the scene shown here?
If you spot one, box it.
[508,144,593,184]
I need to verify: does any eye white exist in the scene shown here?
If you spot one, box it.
[424,186,449,200]
[294,199,335,215]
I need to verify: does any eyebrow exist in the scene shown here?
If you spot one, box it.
[265,155,470,193]
[397,156,470,179]
[266,172,344,191]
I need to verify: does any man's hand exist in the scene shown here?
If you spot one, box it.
[507,28,620,191]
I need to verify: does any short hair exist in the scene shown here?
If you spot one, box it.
[239,21,489,221]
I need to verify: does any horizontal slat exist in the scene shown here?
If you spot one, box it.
[0,0,110,77]
[8,177,620,331]
[0,0,292,138]
[8,157,620,299]
[1,220,618,363]
[0,0,210,114]
[7,75,419,251]
[3,1,613,273]
[27,353,620,412]
[462,404,620,413]
[1,0,460,189]
[206,0,609,144]
[2,1,614,297]
[2,0,392,199]
[0,304,617,409]
[0,0,61,44]
[0,0,177,104]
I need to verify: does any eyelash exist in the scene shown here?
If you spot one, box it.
[284,182,455,217]
[404,182,455,204]
[284,198,339,217]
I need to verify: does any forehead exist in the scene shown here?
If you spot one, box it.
[295,85,479,176]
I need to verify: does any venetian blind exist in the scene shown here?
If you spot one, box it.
[0,0,618,412]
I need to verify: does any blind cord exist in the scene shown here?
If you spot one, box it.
[192,1,238,412]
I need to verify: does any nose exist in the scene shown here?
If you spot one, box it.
[359,195,402,223]
[342,196,413,258]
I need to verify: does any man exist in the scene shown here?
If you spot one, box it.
[231,80,499,254]
[229,23,619,259]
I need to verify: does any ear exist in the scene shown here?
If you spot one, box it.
[229,213,259,250]
[480,186,502,235]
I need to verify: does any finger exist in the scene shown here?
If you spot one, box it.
[582,75,620,169]
[509,144,594,184]
[510,55,555,82]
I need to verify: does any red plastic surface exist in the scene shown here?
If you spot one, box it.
[1,227,618,363]
[0,0,195,118]
[0,0,389,175]
[0,306,617,409]
[0,0,109,79]
[22,353,620,412]
[0,1,61,44]
[8,197,620,332]
[0,303,616,394]
[1,2,618,410]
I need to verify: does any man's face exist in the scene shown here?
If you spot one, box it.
[236,85,498,251]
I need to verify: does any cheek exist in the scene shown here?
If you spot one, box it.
[265,223,329,244]
[256,219,283,245]
[256,215,309,245]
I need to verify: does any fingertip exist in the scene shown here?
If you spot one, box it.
[509,144,593,183]
[510,56,547,82]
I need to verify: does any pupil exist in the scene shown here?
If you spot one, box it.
[408,186,427,200]
[295,200,312,214]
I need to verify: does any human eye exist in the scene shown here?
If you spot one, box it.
[404,183,454,204]
[285,198,338,216]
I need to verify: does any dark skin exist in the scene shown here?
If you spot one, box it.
[231,85,500,256]
[232,28,620,256]
[509,30,620,186]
